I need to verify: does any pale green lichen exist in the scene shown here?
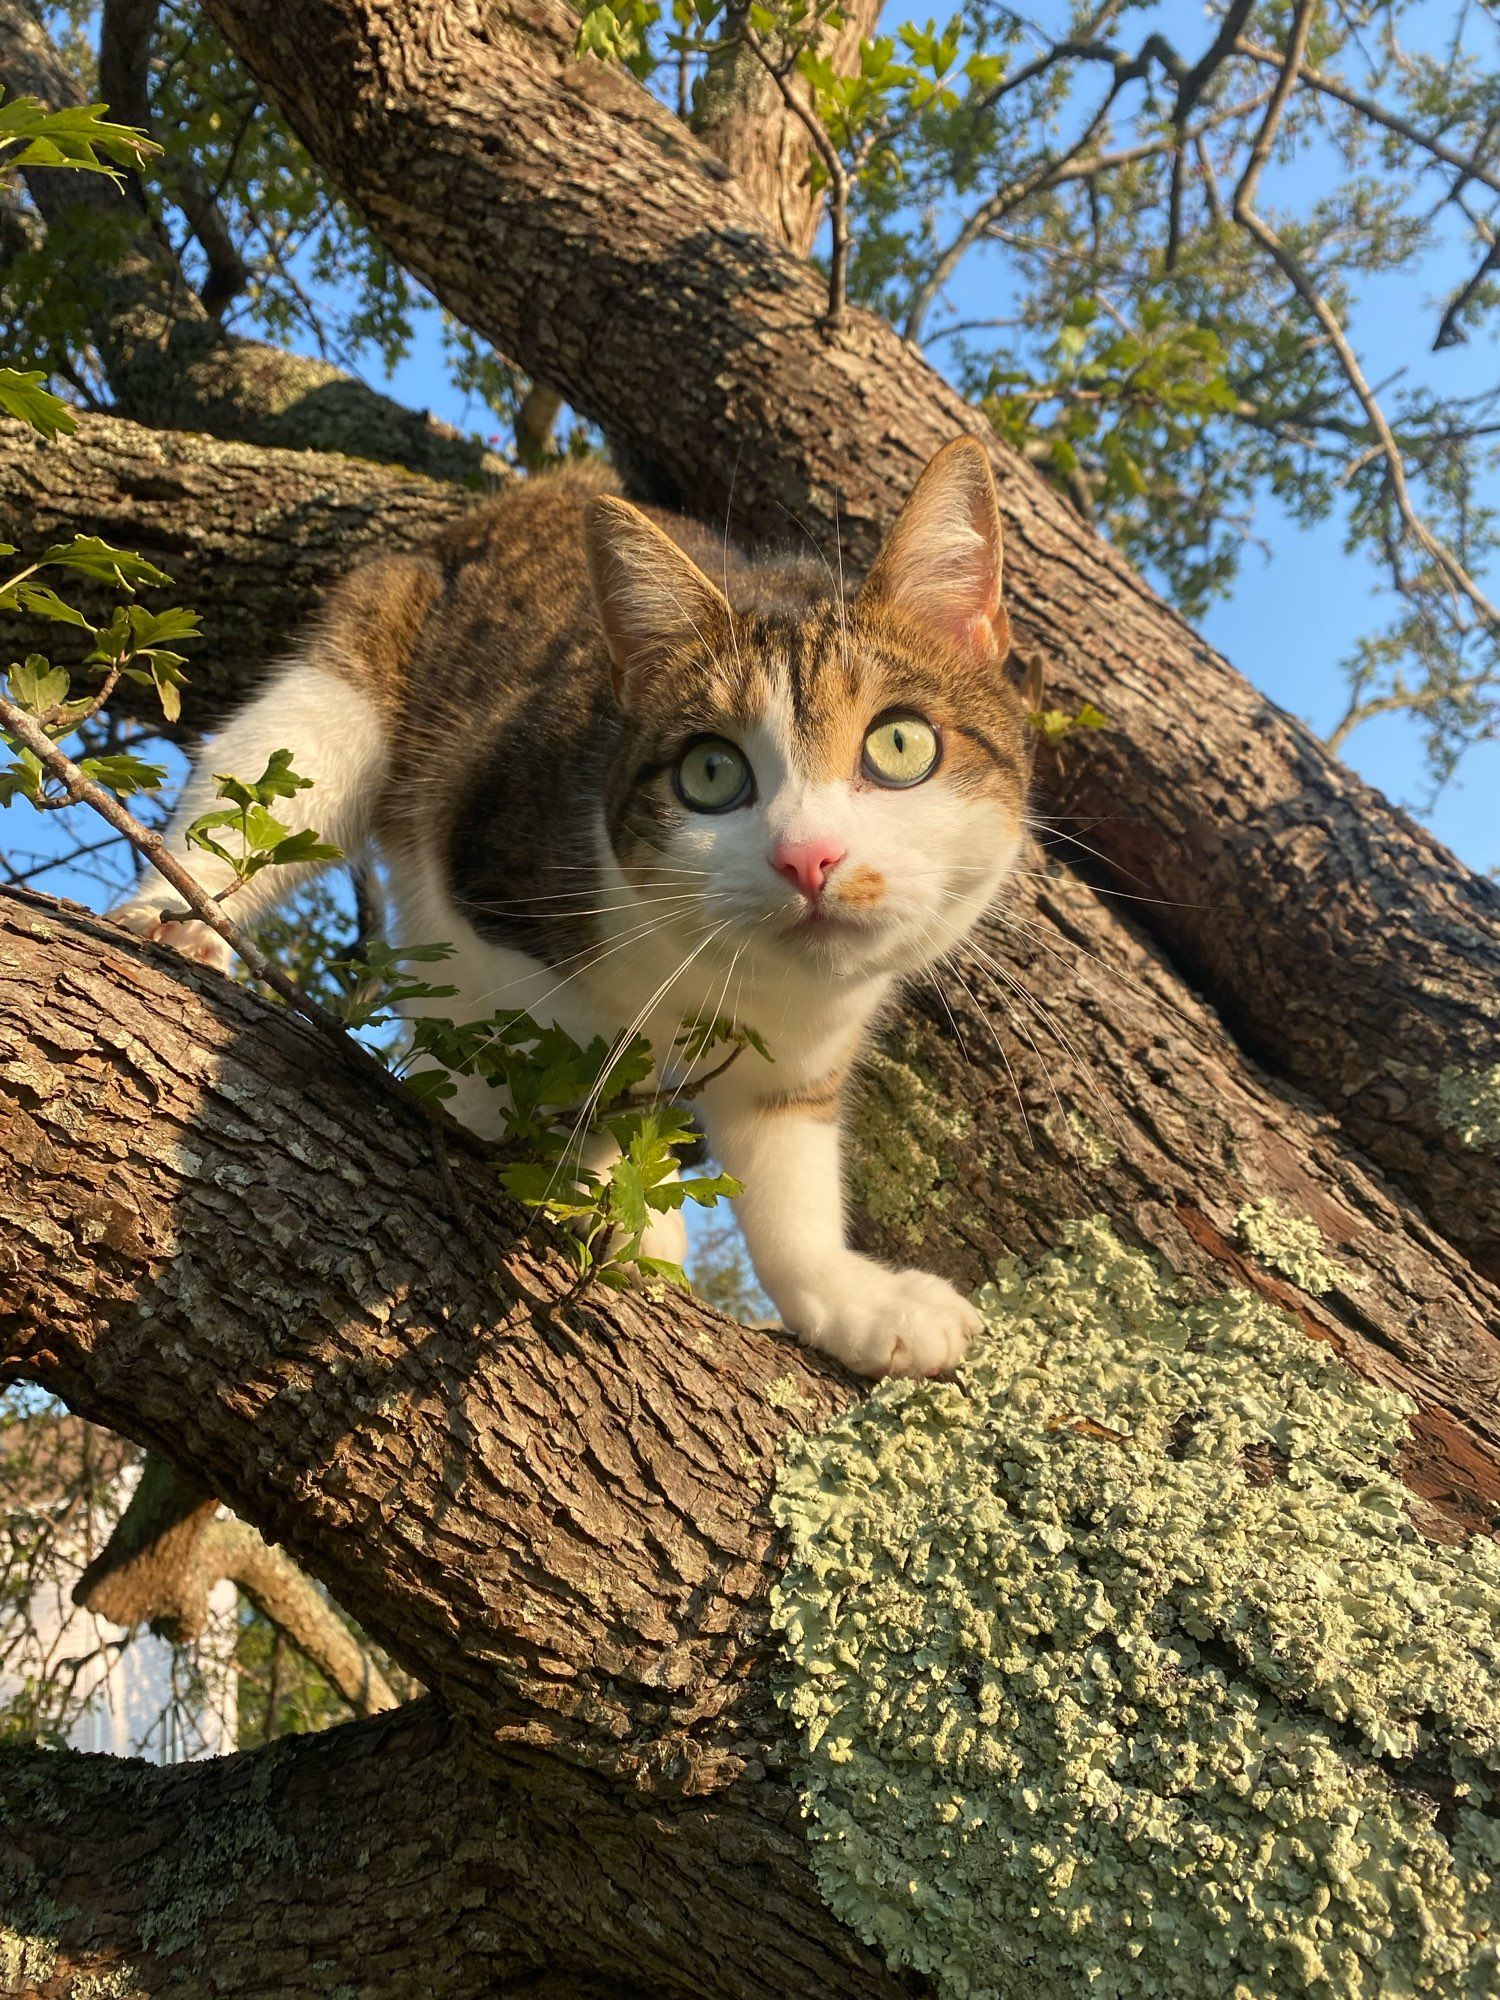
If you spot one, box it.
[1235,1195,1359,1295]
[847,1042,969,1244]
[766,1373,812,1412]
[1436,1064,1500,1152]
[69,1972,147,1999]
[771,1220,1500,2000]
[0,1928,58,1989]
[1065,1110,1116,1172]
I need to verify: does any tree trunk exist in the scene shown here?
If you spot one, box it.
[192,0,1500,1278]
[0,413,474,724]
[691,0,883,257]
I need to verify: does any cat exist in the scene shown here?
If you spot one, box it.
[114,437,1039,1378]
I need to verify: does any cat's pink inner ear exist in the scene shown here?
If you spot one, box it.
[584,496,731,705]
[858,437,1010,664]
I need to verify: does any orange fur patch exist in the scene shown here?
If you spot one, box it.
[837,864,887,909]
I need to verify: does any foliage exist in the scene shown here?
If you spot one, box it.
[0,535,192,807]
[385,985,745,1292]
[0,95,159,436]
[571,0,1500,785]
[183,749,342,894]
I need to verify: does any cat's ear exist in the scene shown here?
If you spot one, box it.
[584,496,732,706]
[857,437,1011,666]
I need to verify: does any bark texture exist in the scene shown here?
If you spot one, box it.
[691,0,883,256]
[2,866,1497,1989]
[193,0,1500,1278]
[0,413,474,725]
[0,1700,651,1998]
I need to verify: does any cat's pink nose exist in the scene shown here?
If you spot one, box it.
[772,838,846,899]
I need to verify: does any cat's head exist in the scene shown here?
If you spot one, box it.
[585,438,1038,982]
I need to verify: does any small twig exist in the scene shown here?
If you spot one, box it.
[1230,0,1500,640]
[0,691,348,1041]
[741,23,849,333]
[1433,232,1500,352]
[1234,36,1500,201]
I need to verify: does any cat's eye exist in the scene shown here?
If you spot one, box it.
[862,712,939,788]
[676,736,753,813]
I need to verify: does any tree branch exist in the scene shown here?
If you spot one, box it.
[0,0,497,480]
[1231,1,1500,635]
[74,1452,398,1713]
[0,411,476,727]
[0,1699,668,1998]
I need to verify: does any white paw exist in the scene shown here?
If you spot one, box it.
[774,1254,980,1379]
[114,902,235,975]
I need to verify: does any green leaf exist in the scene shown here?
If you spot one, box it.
[214,747,312,810]
[0,97,159,176]
[0,746,45,806]
[11,583,95,631]
[0,368,76,439]
[633,1255,691,1290]
[5,657,69,714]
[77,751,167,797]
[606,1157,651,1237]
[269,828,343,867]
[38,537,171,590]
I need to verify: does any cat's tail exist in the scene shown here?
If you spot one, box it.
[112,554,441,973]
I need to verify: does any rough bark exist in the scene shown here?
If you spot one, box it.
[1,846,1497,1984]
[0,887,913,1997]
[0,1699,652,1999]
[0,412,474,726]
[192,0,1500,1277]
[0,0,499,481]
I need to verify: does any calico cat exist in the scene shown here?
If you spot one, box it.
[114,437,1038,1377]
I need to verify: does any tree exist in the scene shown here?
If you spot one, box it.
[1,0,1498,1994]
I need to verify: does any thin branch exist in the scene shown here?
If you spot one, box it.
[1230,0,1500,642]
[1234,36,1500,201]
[0,692,348,1038]
[1433,230,1500,351]
[740,23,849,333]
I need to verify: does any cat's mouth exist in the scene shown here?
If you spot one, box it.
[784,901,881,940]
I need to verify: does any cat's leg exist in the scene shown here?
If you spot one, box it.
[700,1085,978,1378]
[112,656,385,972]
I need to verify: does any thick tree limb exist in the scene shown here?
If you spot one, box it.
[0,1699,663,1998]
[1,868,1497,1984]
[191,0,1500,1279]
[74,1453,397,1714]
[0,412,474,724]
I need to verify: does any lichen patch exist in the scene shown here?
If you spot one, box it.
[846,1041,969,1244]
[1235,1195,1359,1295]
[771,1220,1500,2000]
[1436,1064,1500,1153]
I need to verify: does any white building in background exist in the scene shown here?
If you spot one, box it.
[0,1412,238,1760]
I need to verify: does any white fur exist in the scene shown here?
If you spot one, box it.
[114,658,387,969]
[115,652,1020,1378]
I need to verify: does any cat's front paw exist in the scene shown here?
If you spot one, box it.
[113,901,235,975]
[775,1255,979,1379]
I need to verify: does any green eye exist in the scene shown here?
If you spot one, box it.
[675,736,753,813]
[862,712,939,788]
